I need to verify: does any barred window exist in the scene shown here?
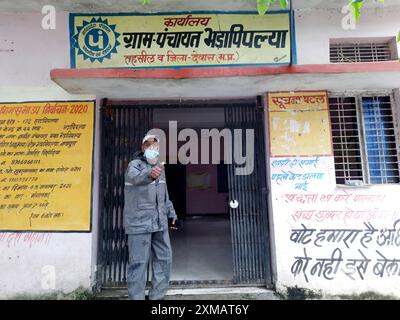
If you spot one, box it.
[329,97,364,184]
[330,38,397,63]
[329,94,400,185]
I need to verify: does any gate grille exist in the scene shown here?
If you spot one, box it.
[99,101,271,287]
[100,102,153,285]
[225,104,271,284]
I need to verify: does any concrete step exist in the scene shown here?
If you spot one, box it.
[96,286,279,300]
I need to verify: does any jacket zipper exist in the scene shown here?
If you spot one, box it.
[156,179,160,229]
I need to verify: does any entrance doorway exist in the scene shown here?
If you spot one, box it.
[98,99,272,289]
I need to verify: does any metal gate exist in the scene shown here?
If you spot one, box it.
[225,103,271,284]
[99,100,153,286]
[98,100,271,288]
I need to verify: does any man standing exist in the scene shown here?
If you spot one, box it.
[124,133,177,300]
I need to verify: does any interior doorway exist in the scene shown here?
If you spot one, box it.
[156,106,233,284]
[98,99,272,289]
[166,167,232,282]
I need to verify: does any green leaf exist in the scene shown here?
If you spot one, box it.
[349,0,363,22]
[257,0,288,15]
[257,0,269,15]
[279,0,288,9]
[397,31,400,43]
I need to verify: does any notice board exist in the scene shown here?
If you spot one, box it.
[268,91,333,157]
[0,101,95,231]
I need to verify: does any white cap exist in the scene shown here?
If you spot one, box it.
[142,133,159,144]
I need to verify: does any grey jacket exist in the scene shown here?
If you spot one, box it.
[123,152,177,234]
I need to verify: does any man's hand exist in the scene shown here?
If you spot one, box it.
[150,165,162,179]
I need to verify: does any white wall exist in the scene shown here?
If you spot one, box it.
[270,157,400,296]
[269,7,400,297]
[295,7,400,65]
[0,12,98,299]
[268,91,400,296]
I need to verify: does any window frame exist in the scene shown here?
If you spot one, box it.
[329,37,399,63]
[329,90,400,185]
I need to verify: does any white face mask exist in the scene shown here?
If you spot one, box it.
[144,147,159,165]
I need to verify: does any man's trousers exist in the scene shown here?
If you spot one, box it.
[127,229,172,300]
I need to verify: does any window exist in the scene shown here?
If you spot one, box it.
[329,94,400,184]
[329,97,364,183]
[330,38,397,63]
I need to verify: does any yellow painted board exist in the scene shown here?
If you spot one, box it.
[268,91,333,157]
[0,101,94,231]
[70,12,291,68]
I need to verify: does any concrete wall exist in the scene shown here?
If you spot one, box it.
[0,12,98,299]
[267,92,400,296]
[270,157,400,296]
[266,7,400,297]
[186,164,228,215]
[295,7,400,65]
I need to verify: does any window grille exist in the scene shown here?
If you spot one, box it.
[329,94,400,184]
[329,97,364,184]
[330,41,394,63]
[362,96,400,183]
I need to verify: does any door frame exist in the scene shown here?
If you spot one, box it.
[96,97,274,289]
